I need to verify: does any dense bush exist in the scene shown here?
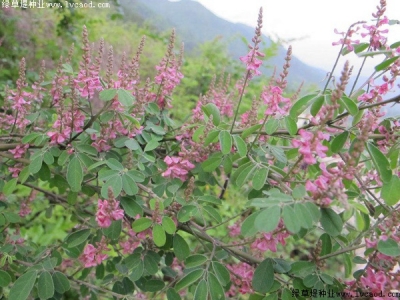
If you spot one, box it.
[1,1,400,299]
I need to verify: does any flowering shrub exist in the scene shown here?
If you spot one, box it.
[1,2,400,299]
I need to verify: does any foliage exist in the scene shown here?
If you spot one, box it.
[1,2,400,300]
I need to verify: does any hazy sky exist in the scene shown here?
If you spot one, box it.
[194,0,400,75]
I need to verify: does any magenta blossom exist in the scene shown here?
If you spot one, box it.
[291,129,329,165]
[162,156,195,181]
[261,85,291,116]
[96,199,124,228]
[240,48,264,77]
[80,237,109,268]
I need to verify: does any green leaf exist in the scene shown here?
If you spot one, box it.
[381,175,400,205]
[331,131,349,153]
[294,203,314,229]
[354,43,370,53]
[252,168,268,190]
[4,212,21,223]
[367,142,392,183]
[219,130,232,155]
[265,119,279,135]
[125,138,140,150]
[101,175,122,198]
[129,259,144,281]
[289,93,319,119]
[177,205,198,222]
[167,288,182,300]
[303,274,319,287]
[375,56,399,71]
[153,224,166,247]
[208,272,225,300]
[185,255,208,268]
[145,279,165,292]
[273,258,291,273]
[175,269,203,291]
[126,170,145,182]
[173,234,190,261]
[252,258,274,293]
[197,195,222,206]
[67,156,83,192]
[339,96,359,116]
[352,110,364,126]
[3,178,18,196]
[319,234,332,256]
[0,270,11,287]
[292,185,306,199]
[310,95,325,117]
[212,261,230,286]
[99,89,117,101]
[75,144,97,156]
[144,139,160,152]
[162,216,177,234]
[29,155,43,174]
[132,218,152,233]
[255,206,281,233]
[285,116,298,135]
[52,272,70,294]
[241,124,262,139]
[377,238,400,257]
[304,202,321,223]
[117,89,135,106]
[9,270,37,300]
[204,130,219,146]
[18,166,30,184]
[103,220,122,240]
[267,144,287,163]
[22,132,41,144]
[236,164,256,187]
[43,152,54,165]
[122,174,139,196]
[66,229,91,248]
[241,211,262,237]
[106,158,124,171]
[357,50,392,57]
[194,279,208,300]
[320,208,343,237]
[223,155,233,174]
[38,271,54,300]
[282,205,301,233]
[290,261,315,277]
[233,135,247,157]
[203,205,222,223]
[120,197,142,218]
[144,251,160,275]
[202,103,221,126]
[201,154,223,172]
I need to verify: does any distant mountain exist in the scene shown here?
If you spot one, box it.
[119,0,328,88]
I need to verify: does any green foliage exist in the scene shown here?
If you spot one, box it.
[1,2,400,299]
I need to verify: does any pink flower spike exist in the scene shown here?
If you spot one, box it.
[96,199,124,228]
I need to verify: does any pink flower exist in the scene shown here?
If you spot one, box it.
[154,59,183,109]
[292,129,329,165]
[74,69,103,98]
[8,144,29,159]
[252,233,278,252]
[261,85,291,116]
[226,263,254,296]
[162,156,195,181]
[228,222,241,237]
[332,28,360,51]
[361,24,388,50]
[96,199,124,228]
[80,237,110,268]
[240,49,264,77]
